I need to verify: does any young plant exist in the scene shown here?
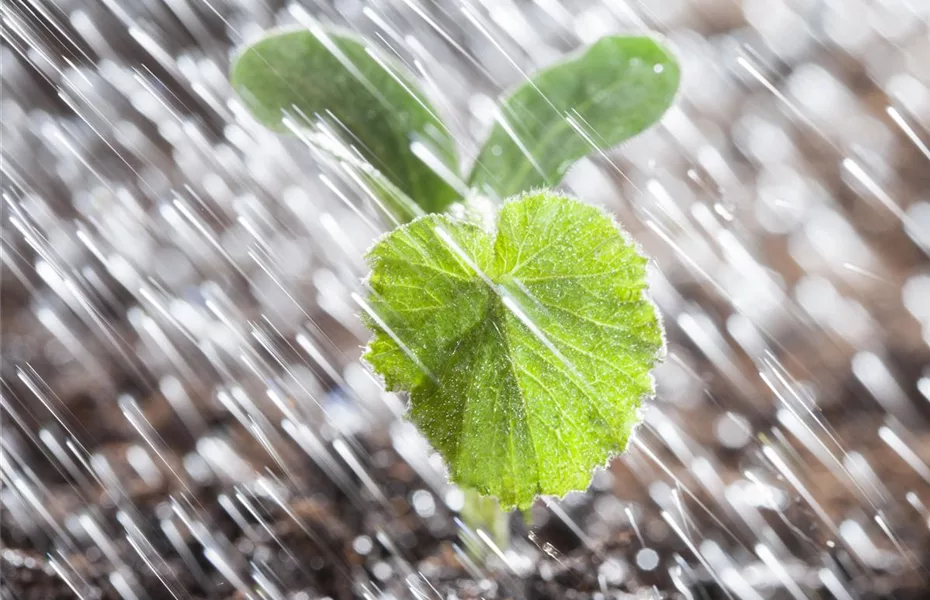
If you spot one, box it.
[231,25,678,510]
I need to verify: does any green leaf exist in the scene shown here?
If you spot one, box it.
[230,27,462,217]
[467,36,679,199]
[362,191,664,509]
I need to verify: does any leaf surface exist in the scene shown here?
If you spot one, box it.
[230,27,461,216]
[363,191,663,508]
[468,36,679,199]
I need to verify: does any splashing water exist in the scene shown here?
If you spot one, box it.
[3,0,930,598]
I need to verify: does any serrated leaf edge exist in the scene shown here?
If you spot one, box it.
[360,191,667,509]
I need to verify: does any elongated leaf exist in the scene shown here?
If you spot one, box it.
[468,36,679,199]
[362,191,664,509]
[230,27,461,216]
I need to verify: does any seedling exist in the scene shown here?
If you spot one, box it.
[231,25,678,510]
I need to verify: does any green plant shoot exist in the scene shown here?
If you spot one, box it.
[230,23,677,510]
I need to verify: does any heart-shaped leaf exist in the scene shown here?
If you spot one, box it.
[230,27,462,217]
[467,36,679,199]
[362,191,664,509]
